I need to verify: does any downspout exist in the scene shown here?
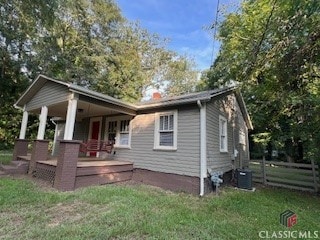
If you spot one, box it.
[50,118,58,156]
[197,100,207,196]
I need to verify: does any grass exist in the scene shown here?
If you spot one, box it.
[0,150,13,165]
[0,178,319,240]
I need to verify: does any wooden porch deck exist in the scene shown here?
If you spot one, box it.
[17,155,133,189]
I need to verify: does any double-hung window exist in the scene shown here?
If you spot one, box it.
[119,119,130,146]
[107,121,117,142]
[219,115,228,152]
[154,110,178,150]
[106,117,132,148]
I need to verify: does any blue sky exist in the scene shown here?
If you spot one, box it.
[116,0,240,71]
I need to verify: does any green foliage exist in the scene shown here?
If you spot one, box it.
[205,0,320,162]
[0,0,197,148]
[162,56,199,96]
[0,0,58,148]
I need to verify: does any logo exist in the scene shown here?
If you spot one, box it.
[280,210,297,228]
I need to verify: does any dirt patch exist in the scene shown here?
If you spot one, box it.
[2,212,25,227]
[45,202,87,227]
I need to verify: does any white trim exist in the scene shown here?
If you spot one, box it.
[88,117,103,141]
[153,110,178,151]
[64,94,78,140]
[219,115,228,152]
[37,106,48,140]
[105,116,132,149]
[88,116,103,157]
[198,101,207,196]
[19,108,28,139]
[51,118,59,156]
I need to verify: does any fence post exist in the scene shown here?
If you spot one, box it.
[262,156,267,185]
[311,159,318,193]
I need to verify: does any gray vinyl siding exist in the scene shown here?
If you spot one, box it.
[52,122,65,156]
[112,106,201,177]
[54,120,88,142]
[52,120,89,156]
[25,81,69,111]
[206,94,250,172]
[233,100,250,168]
[206,96,234,173]
[73,119,89,141]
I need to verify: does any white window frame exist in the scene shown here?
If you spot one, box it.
[105,116,132,149]
[219,115,228,152]
[154,110,178,151]
[88,117,103,142]
[118,119,130,146]
[87,116,103,157]
[239,129,246,145]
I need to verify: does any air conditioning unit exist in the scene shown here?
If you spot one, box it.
[236,169,252,190]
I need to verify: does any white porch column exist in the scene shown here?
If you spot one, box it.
[19,109,29,139]
[37,106,48,140]
[63,94,78,140]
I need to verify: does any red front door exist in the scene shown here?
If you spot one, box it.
[90,120,100,156]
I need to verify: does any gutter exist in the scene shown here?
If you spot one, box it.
[50,118,58,156]
[137,96,212,111]
[197,100,207,196]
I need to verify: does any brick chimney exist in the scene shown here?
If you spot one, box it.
[152,92,161,100]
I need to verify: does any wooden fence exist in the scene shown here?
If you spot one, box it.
[249,158,319,192]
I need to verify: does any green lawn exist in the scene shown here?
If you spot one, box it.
[0,150,12,165]
[0,177,319,240]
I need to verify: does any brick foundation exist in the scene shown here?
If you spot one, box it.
[131,169,233,195]
[133,169,201,194]
[54,140,80,191]
[29,140,49,174]
[12,139,30,161]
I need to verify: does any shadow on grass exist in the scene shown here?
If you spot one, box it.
[0,176,319,240]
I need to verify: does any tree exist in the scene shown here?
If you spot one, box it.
[92,21,174,102]
[0,0,57,148]
[0,0,198,148]
[162,56,199,96]
[204,0,320,162]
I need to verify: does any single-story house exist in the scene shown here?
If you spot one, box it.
[13,74,253,195]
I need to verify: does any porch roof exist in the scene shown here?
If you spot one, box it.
[15,75,137,116]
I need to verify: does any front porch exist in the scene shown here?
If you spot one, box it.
[37,158,133,189]
[15,150,133,190]
[11,138,133,191]
[12,75,137,191]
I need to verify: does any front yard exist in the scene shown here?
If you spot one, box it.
[0,176,319,240]
[0,151,13,165]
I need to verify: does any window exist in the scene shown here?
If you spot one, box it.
[105,117,131,148]
[239,129,246,145]
[219,115,228,152]
[119,119,130,145]
[107,121,117,142]
[154,110,177,150]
